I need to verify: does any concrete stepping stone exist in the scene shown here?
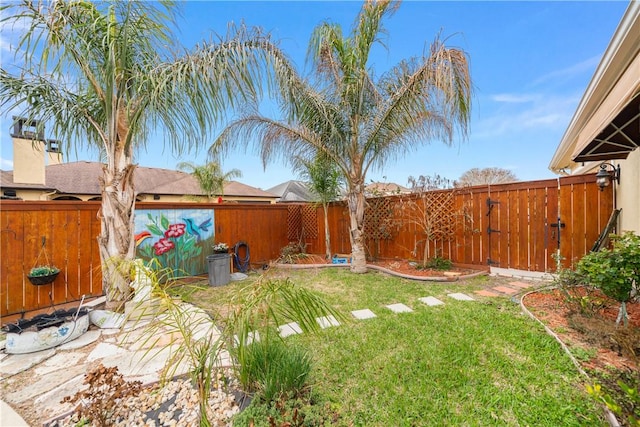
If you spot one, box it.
[351,309,377,319]
[279,322,303,337]
[447,293,475,301]
[316,315,340,329]
[385,303,413,313]
[418,296,445,306]
[493,286,518,295]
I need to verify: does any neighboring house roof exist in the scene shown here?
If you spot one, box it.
[0,170,54,191]
[267,180,314,202]
[365,182,411,196]
[1,161,277,199]
[549,1,640,173]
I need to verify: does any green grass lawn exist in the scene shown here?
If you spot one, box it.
[182,268,606,426]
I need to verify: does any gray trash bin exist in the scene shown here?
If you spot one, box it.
[207,253,231,286]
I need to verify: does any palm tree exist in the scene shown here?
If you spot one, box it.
[212,0,472,272]
[0,1,282,310]
[295,154,342,259]
[177,161,242,201]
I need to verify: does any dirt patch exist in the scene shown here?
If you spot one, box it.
[522,288,639,372]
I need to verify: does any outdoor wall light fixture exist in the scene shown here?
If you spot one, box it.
[595,162,620,191]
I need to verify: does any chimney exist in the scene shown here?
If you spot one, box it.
[47,139,63,166]
[11,117,46,185]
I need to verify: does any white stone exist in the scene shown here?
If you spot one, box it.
[419,296,445,306]
[447,293,475,301]
[57,329,101,350]
[278,322,303,337]
[89,310,126,329]
[101,346,174,378]
[351,309,377,319]
[34,374,85,420]
[0,349,55,378]
[316,315,340,329]
[230,272,248,281]
[34,352,85,376]
[87,342,126,362]
[386,303,413,313]
[6,363,86,403]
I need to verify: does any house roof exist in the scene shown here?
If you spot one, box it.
[1,161,277,199]
[549,1,640,172]
[0,170,54,191]
[365,182,411,196]
[267,180,314,202]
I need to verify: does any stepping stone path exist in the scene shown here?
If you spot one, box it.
[270,279,541,340]
[273,293,477,339]
[473,279,539,299]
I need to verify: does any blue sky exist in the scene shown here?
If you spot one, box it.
[0,1,630,190]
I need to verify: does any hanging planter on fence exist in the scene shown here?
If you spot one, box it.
[27,237,60,286]
[27,267,60,286]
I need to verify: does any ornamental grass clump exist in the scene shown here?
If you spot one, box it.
[238,338,312,403]
[576,232,640,326]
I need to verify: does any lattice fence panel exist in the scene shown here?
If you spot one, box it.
[409,191,456,240]
[287,205,302,241]
[301,204,318,239]
[364,197,396,241]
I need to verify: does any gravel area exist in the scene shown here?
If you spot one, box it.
[48,374,241,426]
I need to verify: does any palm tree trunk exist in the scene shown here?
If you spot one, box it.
[346,185,367,273]
[322,203,332,260]
[97,161,137,312]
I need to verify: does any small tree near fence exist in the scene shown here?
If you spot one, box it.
[397,188,473,265]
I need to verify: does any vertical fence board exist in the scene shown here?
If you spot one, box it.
[1,210,24,315]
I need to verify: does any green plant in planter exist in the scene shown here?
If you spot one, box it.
[576,232,640,326]
[29,265,60,277]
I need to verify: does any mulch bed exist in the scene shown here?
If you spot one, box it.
[522,288,639,372]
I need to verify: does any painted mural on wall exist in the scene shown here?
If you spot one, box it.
[134,209,215,275]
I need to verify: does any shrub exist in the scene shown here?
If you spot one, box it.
[417,256,453,271]
[576,232,640,326]
[278,242,308,264]
[554,268,609,316]
[62,364,142,427]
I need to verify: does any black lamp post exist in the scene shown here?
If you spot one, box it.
[595,163,620,191]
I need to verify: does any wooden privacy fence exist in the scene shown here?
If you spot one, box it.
[304,174,613,271]
[0,174,613,317]
[0,201,290,318]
